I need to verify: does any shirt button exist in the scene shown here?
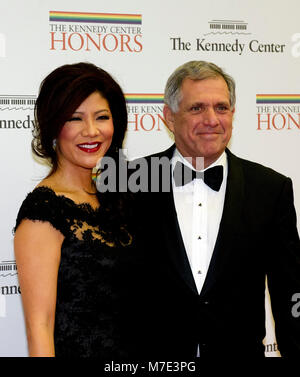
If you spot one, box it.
[198,236,201,240]
[197,270,202,274]
[198,203,202,206]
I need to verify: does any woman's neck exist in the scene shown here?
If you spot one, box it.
[44,165,96,195]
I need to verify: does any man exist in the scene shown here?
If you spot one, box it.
[128,61,300,358]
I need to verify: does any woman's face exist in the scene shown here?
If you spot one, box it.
[56,91,114,172]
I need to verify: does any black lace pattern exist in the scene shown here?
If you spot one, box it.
[15,186,135,358]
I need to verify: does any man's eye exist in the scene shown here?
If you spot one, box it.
[216,105,229,112]
[191,106,203,112]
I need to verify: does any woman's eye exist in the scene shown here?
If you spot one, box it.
[68,117,81,122]
[97,115,110,120]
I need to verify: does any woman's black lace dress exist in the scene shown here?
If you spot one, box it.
[15,186,137,358]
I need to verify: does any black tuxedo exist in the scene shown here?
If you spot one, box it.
[124,144,300,359]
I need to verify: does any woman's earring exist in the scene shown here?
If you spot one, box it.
[52,139,57,150]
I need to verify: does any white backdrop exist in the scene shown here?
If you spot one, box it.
[0,0,299,357]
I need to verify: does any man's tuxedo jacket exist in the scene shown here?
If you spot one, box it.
[125,144,300,358]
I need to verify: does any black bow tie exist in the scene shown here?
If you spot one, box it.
[173,162,223,191]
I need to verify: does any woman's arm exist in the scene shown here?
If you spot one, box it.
[14,219,63,357]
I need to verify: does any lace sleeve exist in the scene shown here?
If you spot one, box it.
[14,187,68,237]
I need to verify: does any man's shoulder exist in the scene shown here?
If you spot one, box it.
[130,144,175,164]
[228,149,290,185]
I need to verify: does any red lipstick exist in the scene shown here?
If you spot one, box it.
[77,142,101,153]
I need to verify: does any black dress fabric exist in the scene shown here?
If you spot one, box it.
[14,186,136,358]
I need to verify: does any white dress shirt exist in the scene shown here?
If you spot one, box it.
[171,148,228,295]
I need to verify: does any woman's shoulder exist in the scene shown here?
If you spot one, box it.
[21,184,62,211]
[14,185,68,235]
[14,180,102,235]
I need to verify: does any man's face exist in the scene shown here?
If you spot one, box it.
[164,77,235,168]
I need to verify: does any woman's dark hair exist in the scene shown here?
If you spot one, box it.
[32,62,127,175]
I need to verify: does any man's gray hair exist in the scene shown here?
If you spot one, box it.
[164,60,236,112]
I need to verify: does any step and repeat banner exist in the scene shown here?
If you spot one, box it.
[0,0,299,357]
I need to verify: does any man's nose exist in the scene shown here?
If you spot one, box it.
[203,107,219,127]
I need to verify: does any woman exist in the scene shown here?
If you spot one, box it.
[14,62,134,357]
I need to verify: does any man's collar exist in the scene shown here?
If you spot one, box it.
[172,148,227,172]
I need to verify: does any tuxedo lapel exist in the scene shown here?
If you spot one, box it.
[200,149,245,297]
[154,144,198,294]
[160,188,198,294]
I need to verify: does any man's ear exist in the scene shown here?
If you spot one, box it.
[163,105,175,133]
